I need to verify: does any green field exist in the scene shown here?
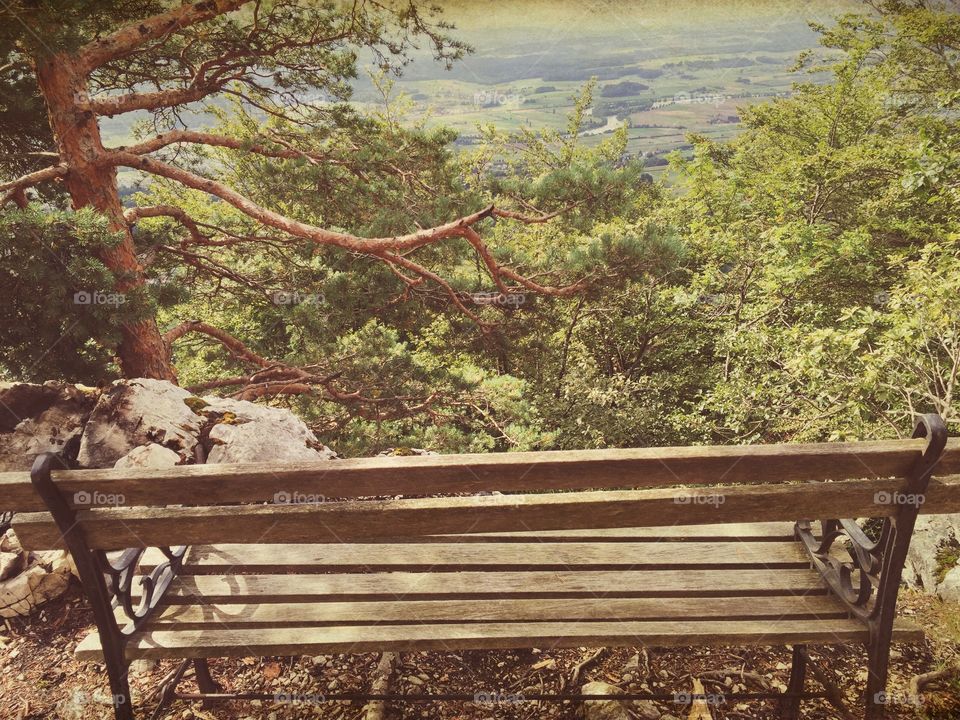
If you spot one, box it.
[342,0,854,179]
[102,0,857,185]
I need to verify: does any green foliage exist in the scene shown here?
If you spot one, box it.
[7,0,960,455]
[0,207,147,381]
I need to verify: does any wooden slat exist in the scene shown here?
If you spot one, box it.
[169,541,808,573]
[14,475,960,550]
[146,596,850,629]
[137,525,797,572]
[4,436,952,512]
[74,619,924,661]
[138,524,798,558]
[467,522,797,540]
[147,569,826,603]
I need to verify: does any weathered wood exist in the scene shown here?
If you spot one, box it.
[73,618,924,662]
[140,569,828,603]
[147,596,851,628]
[14,475,960,550]
[4,436,956,512]
[164,541,808,573]
[468,522,796,540]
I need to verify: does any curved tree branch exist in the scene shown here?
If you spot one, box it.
[125,204,205,242]
[104,149,494,253]
[0,163,67,205]
[163,320,272,368]
[78,0,252,74]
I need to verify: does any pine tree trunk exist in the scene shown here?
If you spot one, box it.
[34,55,176,382]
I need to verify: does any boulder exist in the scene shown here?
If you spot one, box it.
[114,443,181,469]
[0,382,97,470]
[581,681,630,720]
[0,550,73,617]
[904,515,960,591]
[938,565,960,603]
[201,395,335,464]
[78,378,201,466]
[0,377,340,617]
[632,700,661,720]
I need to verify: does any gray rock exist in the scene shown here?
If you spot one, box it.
[78,379,200,467]
[938,565,960,603]
[0,382,97,471]
[201,395,335,464]
[581,681,629,720]
[632,700,661,720]
[129,658,158,675]
[114,443,181,469]
[905,515,960,591]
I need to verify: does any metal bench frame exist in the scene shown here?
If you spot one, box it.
[28,414,948,720]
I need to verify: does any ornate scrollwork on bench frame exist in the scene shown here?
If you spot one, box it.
[99,545,187,634]
[795,518,886,621]
[29,452,187,638]
[794,414,947,624]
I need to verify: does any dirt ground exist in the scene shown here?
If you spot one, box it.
[1,584,959,720]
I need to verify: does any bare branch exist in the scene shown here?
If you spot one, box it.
[491,204,581,224]
[121,129,331,160]
[105,149,494,253]
[78,0,252,74]
[125,204,205,242]
[89,82,229,117]
[163,320,271,368]
[0,163,67,206]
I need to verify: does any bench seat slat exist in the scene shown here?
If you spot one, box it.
[147,569,826,603]
[75,619,924,661]
[144,596,851,629]
[167,541,809,573]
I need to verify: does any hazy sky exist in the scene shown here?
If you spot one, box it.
[437,0,862,33]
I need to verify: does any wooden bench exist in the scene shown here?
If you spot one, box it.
[3,414,958,720]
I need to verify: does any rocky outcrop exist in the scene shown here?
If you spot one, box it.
[77,378,201,466]
[0,529,76,618]
[200,395,336,464]
[0,378,336,616]
[904,515,960,598]
[0,382,97,471]
[113,443,181,469]
[74,378,335,467]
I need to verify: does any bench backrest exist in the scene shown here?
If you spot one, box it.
[5,433,960,551]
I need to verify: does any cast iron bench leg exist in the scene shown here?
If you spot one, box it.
[194,658,222,708]
[780,644,806,719]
